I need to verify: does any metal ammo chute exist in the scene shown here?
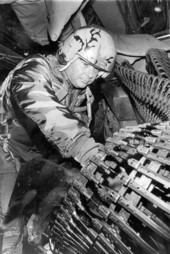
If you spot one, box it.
[43,121,170,254]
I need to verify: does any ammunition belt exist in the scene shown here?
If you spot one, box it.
[146,48,170,79]
[46,121,170,254]
[114,62,170,123]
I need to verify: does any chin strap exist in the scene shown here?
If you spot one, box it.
[85,86,94,126]
[68,86,94,126]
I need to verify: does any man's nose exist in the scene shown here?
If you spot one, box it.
[87,66,96,79]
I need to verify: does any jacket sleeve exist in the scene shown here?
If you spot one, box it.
[9,55,99,165]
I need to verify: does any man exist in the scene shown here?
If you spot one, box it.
[0,25,116,253]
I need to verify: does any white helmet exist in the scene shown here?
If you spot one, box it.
[58,26,116,78]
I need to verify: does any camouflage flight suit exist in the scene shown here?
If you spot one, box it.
[0,54,99,253]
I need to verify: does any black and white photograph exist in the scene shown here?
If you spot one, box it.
[0,0,170,253]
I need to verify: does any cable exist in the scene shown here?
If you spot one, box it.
[117,48,170,58]
[0,53,23,60]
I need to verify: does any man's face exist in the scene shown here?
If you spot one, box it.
[65,58,99,89]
